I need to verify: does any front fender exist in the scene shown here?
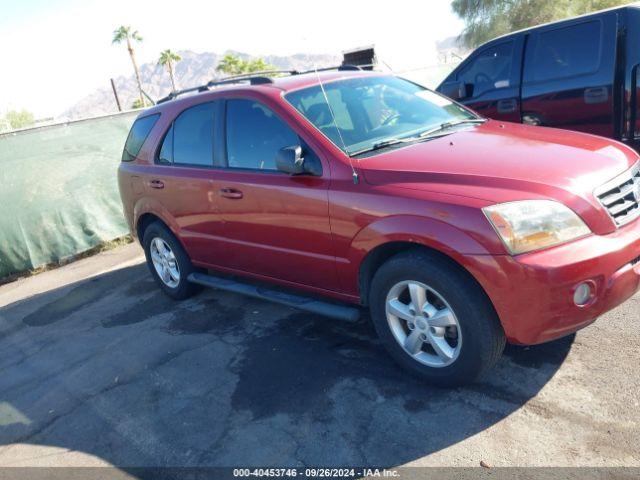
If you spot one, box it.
[341,214,500,297]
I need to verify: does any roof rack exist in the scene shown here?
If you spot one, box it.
[157,76,276,104]
[156,64,363,104]
[298,64,362,74]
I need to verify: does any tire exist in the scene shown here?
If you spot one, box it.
[369,250,505,386]
[142,221,201,300]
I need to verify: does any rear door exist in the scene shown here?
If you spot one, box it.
[520,13,617,137]
[143,101,227,266]
[440,36,523,122]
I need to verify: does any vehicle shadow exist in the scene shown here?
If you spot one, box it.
[0,263,574,473]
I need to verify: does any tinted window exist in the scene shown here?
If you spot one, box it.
[526,21,601,82]
[457,42,514,98]
[159,103,214,166]
[122,114,159,162]
[226,100,298,170]
[158,124,173,164]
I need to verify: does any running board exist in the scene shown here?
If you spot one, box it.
[187,272,360,322]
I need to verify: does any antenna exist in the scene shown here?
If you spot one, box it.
[312,67,359,185]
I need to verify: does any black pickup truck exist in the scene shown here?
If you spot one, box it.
[437,5,640,152]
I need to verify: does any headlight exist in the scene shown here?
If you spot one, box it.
[483,200,591,255]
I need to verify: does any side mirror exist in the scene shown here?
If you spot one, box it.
[442,81,473,101]
[457,81,474,100]
[276,145,306,175]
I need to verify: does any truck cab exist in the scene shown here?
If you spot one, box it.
[437,5,640,151]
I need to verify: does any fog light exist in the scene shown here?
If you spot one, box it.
[574,282,593,306]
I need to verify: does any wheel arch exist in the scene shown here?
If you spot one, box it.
[350,215,496,308]
[359,242,487,306]
[136,212,165,243]
[133,197,181,245]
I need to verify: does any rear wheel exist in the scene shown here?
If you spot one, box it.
[369,250,505,386]
[142,222,201,300]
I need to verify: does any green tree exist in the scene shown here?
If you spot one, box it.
[244,58,274,73]
[452,0,634,48]
[5,109,35,130]
[158,49,182,92]
[216,54,244,75]
[216,53,276,75]
[112,25,146,107]
[131,98,145,109]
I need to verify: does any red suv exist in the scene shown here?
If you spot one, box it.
[118,69,640,386]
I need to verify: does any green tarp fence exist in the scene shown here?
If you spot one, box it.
[0,111,138,278]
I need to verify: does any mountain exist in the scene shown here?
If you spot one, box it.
[435,36,470,64]
[61,50,340,120]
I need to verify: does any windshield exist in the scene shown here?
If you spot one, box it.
[285,76,478,156]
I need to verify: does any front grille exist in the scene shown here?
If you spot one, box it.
[595,163,640,227]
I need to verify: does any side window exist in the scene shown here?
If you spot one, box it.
[226,99,299,170]
[457,41,514,98]
[122,114,159,162]
[158,103,215,166]
[158,124,173,164]
[525,21,601,83]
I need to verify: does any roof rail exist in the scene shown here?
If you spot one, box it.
[156,64,365,104]
[157,75,277,104]
[217,69,300,80]
[295,64,363,75]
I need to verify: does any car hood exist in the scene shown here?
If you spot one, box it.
[361,121,639,234]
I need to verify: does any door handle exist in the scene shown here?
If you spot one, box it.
[497,98,517,113]
[584,87,608,104]
[149,179,164,189]
[219,187,243,199]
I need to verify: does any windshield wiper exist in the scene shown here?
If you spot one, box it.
[349,135,423,157]
[419,118,486,139]
[349,118,486,157]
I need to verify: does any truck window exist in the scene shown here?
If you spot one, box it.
[524,21,601,83]
[456,41,514,98]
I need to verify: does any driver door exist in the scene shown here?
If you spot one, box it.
[208,98,340,292]
[442,36,523,123]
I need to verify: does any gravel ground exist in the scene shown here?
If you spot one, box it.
[0,243,638,471]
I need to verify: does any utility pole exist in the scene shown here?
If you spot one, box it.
[110,78,122,112]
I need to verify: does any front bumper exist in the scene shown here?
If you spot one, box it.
[467,219,640,345]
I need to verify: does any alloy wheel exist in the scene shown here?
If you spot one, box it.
[385,280,462,367]
[150,237,180,289]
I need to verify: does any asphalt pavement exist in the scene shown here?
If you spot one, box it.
[0,243,637,472]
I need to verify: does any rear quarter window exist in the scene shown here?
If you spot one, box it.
[122,114,160,162]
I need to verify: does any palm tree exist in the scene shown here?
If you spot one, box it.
[216,53,244,75]
[158,49,182,92]
[216,53,277,76]
[112,26,145,107]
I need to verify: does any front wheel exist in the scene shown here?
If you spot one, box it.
[369,250,505,386]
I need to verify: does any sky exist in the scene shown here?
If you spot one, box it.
[0,0,463,118]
